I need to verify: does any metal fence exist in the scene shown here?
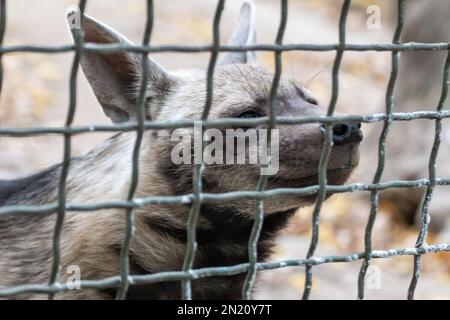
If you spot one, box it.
[0,0,449,300]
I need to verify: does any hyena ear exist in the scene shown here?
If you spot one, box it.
[66,7,174,123]
[220,1,257,66]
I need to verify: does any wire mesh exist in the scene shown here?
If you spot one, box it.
[358,0,404,300]
[0,0,449,300]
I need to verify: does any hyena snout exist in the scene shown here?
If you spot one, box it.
[274,120,362,186]
[322,122,363,146]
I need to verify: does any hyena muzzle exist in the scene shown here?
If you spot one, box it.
[0,1,362,299]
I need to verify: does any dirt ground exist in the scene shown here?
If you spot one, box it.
[0,0,449,299]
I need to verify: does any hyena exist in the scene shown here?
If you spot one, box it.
[0,2,362,299]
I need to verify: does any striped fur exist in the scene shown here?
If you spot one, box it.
[0,4,360,299]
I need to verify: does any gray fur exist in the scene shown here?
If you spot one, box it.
[0,2,361,300]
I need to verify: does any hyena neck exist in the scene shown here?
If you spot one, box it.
[197,205,296,265]
[134,205,296,299]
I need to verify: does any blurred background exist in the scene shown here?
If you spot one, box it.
[0,0,449,299]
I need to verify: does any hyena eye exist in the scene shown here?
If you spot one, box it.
[237,110,261,118]
[297,86,318,105]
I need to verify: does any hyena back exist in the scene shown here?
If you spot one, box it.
[0,2,362,299]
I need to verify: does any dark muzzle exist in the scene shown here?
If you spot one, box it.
[321,123,363,146]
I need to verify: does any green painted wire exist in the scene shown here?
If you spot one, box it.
[0,42,449,56]
[302,0,351,300]
[181,0,225,300]
[2,243,449,299]
[0,0,449,301]
[1,111,450,137]
[115,0,154,300]
[357,0,405,300]
[2,178,450,218]
[407,42,450,301]
[0,0,6,94]
[242,0,288,300]
[47,0,87,300]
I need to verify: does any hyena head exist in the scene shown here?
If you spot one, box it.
[68,2,361,217]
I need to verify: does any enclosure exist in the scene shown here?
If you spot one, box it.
[0,0,450,300]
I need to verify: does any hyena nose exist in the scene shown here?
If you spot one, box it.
[321,123,363,145]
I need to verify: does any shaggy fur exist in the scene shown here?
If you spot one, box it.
[0,3,361,299]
